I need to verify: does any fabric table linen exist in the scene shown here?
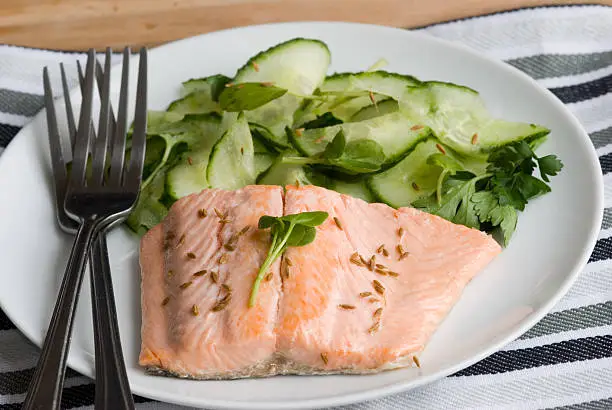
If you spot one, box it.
[1,5,611,409]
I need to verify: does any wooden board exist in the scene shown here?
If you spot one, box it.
[0,0,609,51]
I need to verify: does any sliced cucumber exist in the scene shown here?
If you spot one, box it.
[402,82,550,156]
[252,129,274,154]
[367,139,445,208]
[294,71,416,127]
[350,98,399,122]
[206,113,255,190]
[290,111,431,165]
[294,94,386,127]
[257,152,323,187]
[181,74,231,97]
[254,152,276,176]
[235,38,330,95]
[164,114,224,200]
[167,75,231,115]
[234,38,331,145]
[146,111,185,135]
[329,178,375,202]
[167,92,220,115]
[250,122,290,150]
[320,71,420,101]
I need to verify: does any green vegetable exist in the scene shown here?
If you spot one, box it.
[282,130,386,173]
[414,140,563,245]
[234,38,331,145]
[257,151,322,187]
[126,37,562,249]
[350,98,399,122]
[207,112,256,190]
[182,74,231,100]
[368,139,449,208]
[290,111,431,166]
[401,82,551,156]
[249,211,328,307]
[219,83,288,112]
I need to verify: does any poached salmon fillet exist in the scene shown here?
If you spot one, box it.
[139,184,501,378]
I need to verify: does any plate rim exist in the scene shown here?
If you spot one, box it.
[0,20,604,410]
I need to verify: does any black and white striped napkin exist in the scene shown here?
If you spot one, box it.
[1,5,611,409]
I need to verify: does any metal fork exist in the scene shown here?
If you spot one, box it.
[23,48,147,410]
[40,48,136,410]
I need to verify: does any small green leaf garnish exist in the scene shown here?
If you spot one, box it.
[219,83,288,112]
[249,211,328,307]
[335,139,386,173]
[281,130,386,173]
[322,129,346,160]
[471,191,518,245]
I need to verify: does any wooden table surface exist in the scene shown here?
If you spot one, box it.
[1,0,610,51]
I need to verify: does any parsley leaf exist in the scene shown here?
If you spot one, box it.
[537,155,564,182]
[249,211,328,307]
[471,191,517,245]
[414,140,562,246]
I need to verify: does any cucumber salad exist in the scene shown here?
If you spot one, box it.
[127,38,563,245]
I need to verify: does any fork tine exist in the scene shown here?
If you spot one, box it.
[70,49,96,188]
[43,67,69,205]
[126,47,148,187]
[90,48,113,186]
[60,63,77,150]
[76,60,85,88]
[107,47,130,186]
[95,54,116,131]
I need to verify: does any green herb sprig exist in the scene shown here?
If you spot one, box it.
[414,140,563,245]
[249,211,328,307]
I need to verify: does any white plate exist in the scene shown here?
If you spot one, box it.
[0,22,603,410]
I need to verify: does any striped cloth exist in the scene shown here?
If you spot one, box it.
[1,5,611,409]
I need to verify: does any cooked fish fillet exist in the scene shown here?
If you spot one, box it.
[139,184,501,378]
[276,185,501,373]
[139,185,284,379]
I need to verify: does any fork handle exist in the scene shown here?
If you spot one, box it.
[23,218,100,410]
[89,234,135,410]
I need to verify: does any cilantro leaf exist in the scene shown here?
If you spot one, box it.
[414,174,481,229]
[414,139,561,247]
[219,82,287,112]
[472,191,517,245]
[537,155,563,182]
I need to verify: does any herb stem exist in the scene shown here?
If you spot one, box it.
[436,169,449,205]
[140,139,173,191]
[280,156,325,166]
[249,223,295,307]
